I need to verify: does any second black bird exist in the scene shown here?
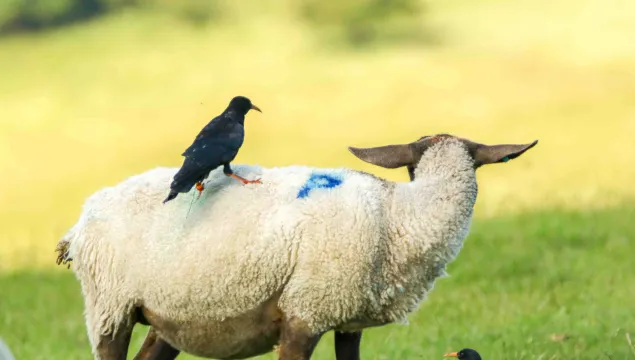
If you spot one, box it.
[163,96,262,204]
[444,348,482,360]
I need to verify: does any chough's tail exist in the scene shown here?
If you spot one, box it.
[163,171,200,204]
[162,190,179,204]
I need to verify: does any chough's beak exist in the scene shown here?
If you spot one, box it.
[250,104,262,113]
[443,352,459,358]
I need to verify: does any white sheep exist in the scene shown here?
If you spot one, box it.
[55,134,537,360]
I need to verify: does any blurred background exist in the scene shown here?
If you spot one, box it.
[0,0,634,359]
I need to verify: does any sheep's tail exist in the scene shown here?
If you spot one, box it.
[55,218,83,269]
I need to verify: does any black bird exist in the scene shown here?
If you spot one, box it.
[163,96,262,204]
[444,348,482,360]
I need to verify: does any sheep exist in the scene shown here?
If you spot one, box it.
[55,133,537,360]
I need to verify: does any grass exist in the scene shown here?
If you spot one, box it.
[2,205,634,359]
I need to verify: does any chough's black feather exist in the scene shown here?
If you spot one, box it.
[163,96,257,203]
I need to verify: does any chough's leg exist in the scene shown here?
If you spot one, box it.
[223,163,261,184]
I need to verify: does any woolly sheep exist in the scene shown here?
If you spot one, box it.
[55,133,537,360]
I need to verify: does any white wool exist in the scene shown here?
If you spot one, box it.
[61,139,480,357]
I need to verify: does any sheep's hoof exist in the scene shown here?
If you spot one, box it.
[55,240,73,269]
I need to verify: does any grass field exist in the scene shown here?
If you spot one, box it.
[2,206,635,359]
[1,0,634,358]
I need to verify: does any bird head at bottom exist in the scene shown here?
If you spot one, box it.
[443,348,482,360]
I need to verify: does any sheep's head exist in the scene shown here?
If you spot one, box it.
[348,134,538,180]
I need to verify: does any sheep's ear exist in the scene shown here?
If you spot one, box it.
[348,144,414,169]
[472,140,538,166]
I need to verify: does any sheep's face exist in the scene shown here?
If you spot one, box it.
[348,134,538,180]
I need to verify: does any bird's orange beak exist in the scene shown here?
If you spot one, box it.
[250,104,262,113]
[443,352,459,357]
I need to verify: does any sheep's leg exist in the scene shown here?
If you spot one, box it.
[94,322,134,360]
[277,317,323,360]
[135,329,157,358]
[334,331,362,360]
[133,328,159,360]
[132,328,180,360]
[142,339,180,360]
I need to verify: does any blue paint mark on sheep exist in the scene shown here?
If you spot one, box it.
[297,173,343,199]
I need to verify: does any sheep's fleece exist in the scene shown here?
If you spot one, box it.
[60,140,479,358]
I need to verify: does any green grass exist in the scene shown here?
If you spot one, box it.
[2,205,634,360]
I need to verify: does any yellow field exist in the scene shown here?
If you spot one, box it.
[1,0,634,269]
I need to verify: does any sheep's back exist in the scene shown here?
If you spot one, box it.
[70,165,389,324]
